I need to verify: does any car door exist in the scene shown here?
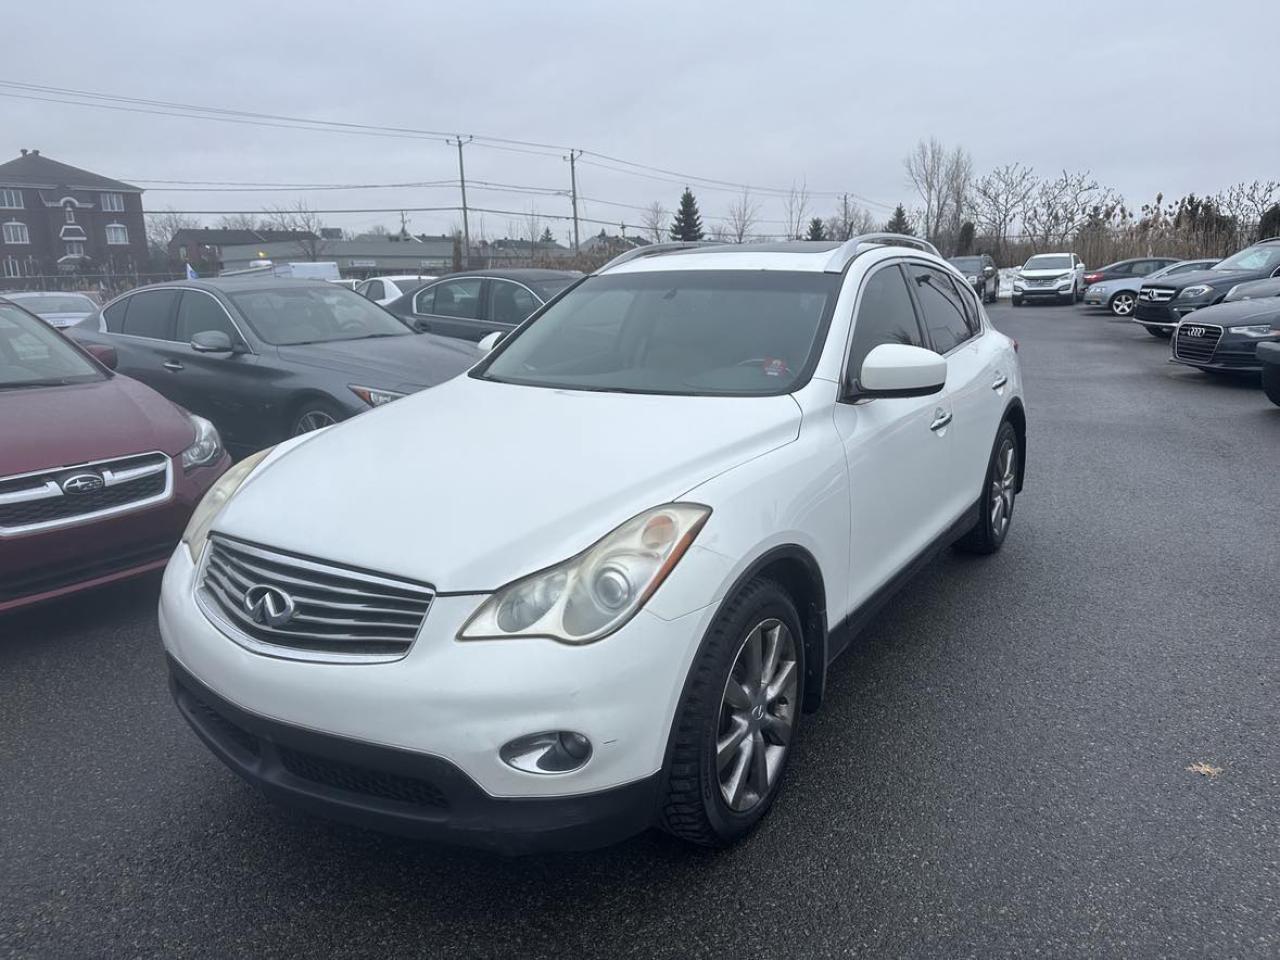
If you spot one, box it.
[107,289,182,396]
[833,261,956,609]
[906,262,1005,522]
[409,277,487,340]
[168,289,278,452]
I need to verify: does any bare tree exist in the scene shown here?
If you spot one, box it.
[1217,180,1280,242]
[824,194,877,241]
[1022,170,1117,250]
[524,206,544,261]
[640,201,668,244]
[216,213,265,232]
[904,137,948,243]
[782,182,810,240]
[941,147,973,252]
[973,163,1038,260]
[263,202,327,260]
[725,188,759,243]
[145,208,200,252]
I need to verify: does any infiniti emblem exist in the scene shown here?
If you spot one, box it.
[244,584,296,627]
[749,704,766,721]
[61,472,105,495]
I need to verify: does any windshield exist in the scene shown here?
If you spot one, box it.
[1213,246,1280,273]
[1024,255,1072,271]
[479,270,840,396]
[949,257,984,272]
[0,303,102,388]
[227,285,412,345]
[14,293,97,315]
[1156,260,1216,278]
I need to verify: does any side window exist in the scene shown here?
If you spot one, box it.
[907,263,973,354]
[175,292,239,343]
[422,278,482,319]
[120,290,179,340]
[847,264,924,379]
[490,280,539,325]
[364,280,384,301]
[102,298,129,332]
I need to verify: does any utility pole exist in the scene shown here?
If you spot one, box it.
[448,135,474,267]
[565,148,583,253]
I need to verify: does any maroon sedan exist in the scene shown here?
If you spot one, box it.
[0,298,230,614]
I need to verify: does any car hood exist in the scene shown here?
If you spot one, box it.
[1142,268,1249,291]
[1188,299,1280,325]
[214,375,803,590]
[1,374,194,476]
[275,333,478,392]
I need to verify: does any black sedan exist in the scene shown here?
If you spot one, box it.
[385,268,580,341]
[1170,296,1280,374]
[69,277,478,455]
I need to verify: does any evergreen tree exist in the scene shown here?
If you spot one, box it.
[540,226,555,243]
[669,188,705,241]
[805,217,826,241]
[956,221,976,255]
[1258,203,1280,241]
[885,204,914,236]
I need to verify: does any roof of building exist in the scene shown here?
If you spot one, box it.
[171,227,318,248]
[0,150,141,192]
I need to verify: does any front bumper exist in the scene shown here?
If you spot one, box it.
[1134,300,1211,329]
[1013,285,1073,300]
[169,657,662,853]
[159,544,721,846]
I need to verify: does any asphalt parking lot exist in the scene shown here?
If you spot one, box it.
[3,302,1278,959]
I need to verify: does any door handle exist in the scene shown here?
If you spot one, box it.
[991,373,1008,390]
[162,360,184,372]
[929,409,953,432]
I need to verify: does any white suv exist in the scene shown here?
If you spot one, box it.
[1012,252,1085,306]
[161,235,1026,852]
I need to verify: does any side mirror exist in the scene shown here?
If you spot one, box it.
[846,343,946,400]
[84,343,117,369]
[477,331,504,354]
[190,330,235,353]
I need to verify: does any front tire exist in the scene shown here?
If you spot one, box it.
[1109,292,1136,317]
[658,578,803,847]
[955,421,1018,555]
[290,399,345,437]
[1011,296,1023,307]
[1145,325,1172,339]
[1262,364,1280,407]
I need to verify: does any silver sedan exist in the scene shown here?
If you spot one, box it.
[1084,259,1219,317]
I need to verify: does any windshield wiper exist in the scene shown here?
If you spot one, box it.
[0,377,81,389]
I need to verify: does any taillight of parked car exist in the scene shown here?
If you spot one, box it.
[1084,272,1102,285]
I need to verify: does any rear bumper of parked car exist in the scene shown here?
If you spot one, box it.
[158,544,719,851]
[0,454,230,614]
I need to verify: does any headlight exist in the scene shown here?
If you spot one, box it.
[1055,273,1073,286]
[181,447,273,562]
[458,503,711,644]
[1178,285,1213,299]
[1228,324,1278,337]
[350,385,405,407]
[181,414,222,469]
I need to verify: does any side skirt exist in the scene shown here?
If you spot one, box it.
[826,498,980,664]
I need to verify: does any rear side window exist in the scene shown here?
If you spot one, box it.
[102,298,128,332]
[908,264,974,354]
[418,278,482,319]
[489,280,539,324]
[848,264,924,378]
[121,290,179,340]
[364,280,384,301]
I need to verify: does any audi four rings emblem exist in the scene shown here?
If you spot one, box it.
[1185,326,1206,337]
[61,472,105,495]
[243,585,297,627]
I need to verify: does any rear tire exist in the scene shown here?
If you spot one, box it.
[658,578,804,847]
[954,421,1019,555]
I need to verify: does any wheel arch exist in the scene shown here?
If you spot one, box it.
[1003,397,1027,493]
[283,389,349,434]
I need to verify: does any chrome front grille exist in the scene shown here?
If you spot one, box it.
[1174,323,1223,364]
[0,452,172,535]
[1141,286,1176,303]
[197,537,434,663]
[1027,277,1056,287]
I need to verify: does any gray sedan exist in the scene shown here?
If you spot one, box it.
[5,290,99,328]
[70,276,478,455]
[1083,259,1219,317]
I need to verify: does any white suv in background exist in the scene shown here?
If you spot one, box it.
[1012,252,1086,306]
[160,235,1027,853]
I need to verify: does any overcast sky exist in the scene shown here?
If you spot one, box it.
[5,0,1277,241]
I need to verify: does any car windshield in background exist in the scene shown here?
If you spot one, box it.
[532,277,576,300]
[14,294,97,315]
[1024,255,1072,271]
[480,270,840,396]
[1213,247,1280,273]
[949,257,984,272]
[227,285,412,345]
[0,303,102,388]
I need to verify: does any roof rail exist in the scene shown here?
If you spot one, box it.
[823,233,940,273]
[1257,236,1280,244]
[595,240,726,273]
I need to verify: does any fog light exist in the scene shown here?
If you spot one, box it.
[500,731,593,774]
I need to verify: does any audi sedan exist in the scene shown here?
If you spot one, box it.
[1169,298,1280,374]
[0,297,229,613]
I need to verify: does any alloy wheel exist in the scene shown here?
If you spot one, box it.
[294,410,337,435]
[1111,293,1135,316]
[989,438,1017,537]
[716,618,798,813]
